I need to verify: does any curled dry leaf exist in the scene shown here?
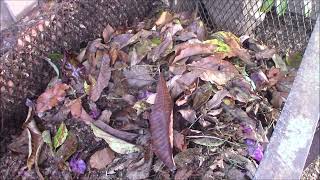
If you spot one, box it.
[55,132,78,162]
[173,43,215,63]
[189,56,240,85]
[90,53,111,102]
[173,130,187,152]
[89,148,115,170]
[155,11,173,27]
[93,120,138,142]
[123,65,155,88]
[26,119,43,170]
[178,108,197,124]
[91,124,141,154]
[70,98,94,125]
[36,83,69,113]
[150,73,176,170]
[102,24,115,43]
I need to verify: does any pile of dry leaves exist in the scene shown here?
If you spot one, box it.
[3,10,300,179]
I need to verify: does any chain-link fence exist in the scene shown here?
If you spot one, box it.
[171,0,319,53]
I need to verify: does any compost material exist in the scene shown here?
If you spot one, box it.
[0,10,300,179]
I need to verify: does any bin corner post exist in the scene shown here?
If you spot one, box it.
[254,17,320,180]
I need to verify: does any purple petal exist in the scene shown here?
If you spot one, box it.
[245,139,264,162]
[70,156,86,174]
[89,109,101,119]
[25,98,34,107]
[137,90,154,100]
[242,125,253,134]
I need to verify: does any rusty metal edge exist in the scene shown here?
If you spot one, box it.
[254,17,320,180]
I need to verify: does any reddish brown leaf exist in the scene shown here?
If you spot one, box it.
[173,130,187,152]
[36,83,69,113]
[90,53,111,102]
[70,99,94,125]
[188,56,240,85]
[173,43,216,64]
[150,73,176,170]
[103,24,115,43]
[89,148,115,170]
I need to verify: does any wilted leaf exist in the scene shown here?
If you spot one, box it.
[206,89,231,110]
[130,39,154,66]
[126,149,153,180]
[190,137,225,147]
[174,148,204,169]
[192,83,213,109]
[178,108,197,124]
[123,65,154,88]
[36,83,69,113]
[173,130,187,152]
[168,72,198,98]
[189,56,240,85]
[91,124,141,154]
[89,148,115,170]
[150,73,176,170]
[250,70,269,89]
[90,53,111,102]
[42,130,53,150]
[55,132,78,162]
[26,119,43,170]
[70,98,94,125]
[103,24,115,43]
[173,43,215,63]
[8,129,29,154]
[148,35,173,62]
[174,168,193,180]
[186,20,207,41]
[53,122,68,149]
[155,11,173,27]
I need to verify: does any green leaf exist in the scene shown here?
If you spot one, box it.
[191,137,225,147]
[48,53,63,61]
[53,122,69,149]
[204,39,231,53]
[55,132,78,162]
[275,0,287,16]
[260,0,274,13]
[42,130,53,149]
[91,124,141,154]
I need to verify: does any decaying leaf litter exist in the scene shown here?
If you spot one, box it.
[0,10,301,179]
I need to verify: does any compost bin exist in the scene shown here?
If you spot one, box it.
[0,0,319,179]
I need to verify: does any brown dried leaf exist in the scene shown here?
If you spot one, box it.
[26,119,43,170]
[150,73,176,170]
[90,53,111,102]
[178,108,197,124]
[168,72,198,98]
[155,11,173,27]
[174,168,193,180]
[189,56,240,85]
[103,24,115,43]
[173,43,216,64]
[89,148,115,170]
[36,83,69,113]
[70,99,94,125]
[206,89,231,110]
[173,130,187,152]
[55,132,78,162]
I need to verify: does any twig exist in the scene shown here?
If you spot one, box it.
[186,135,241,147]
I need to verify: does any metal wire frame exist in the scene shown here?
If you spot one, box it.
[172,0,319,53]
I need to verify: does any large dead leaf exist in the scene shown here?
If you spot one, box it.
[89,148,115,170]
[123,65,155,88]
[188,56,240,85]
[36,82,69,113]
[150,73,176,170]
[173,43,216,63]
[91,124,141,154]
[90,53,111,102]
[168,72,198,98]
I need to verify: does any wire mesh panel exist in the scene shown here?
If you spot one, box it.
[171,0,319,53]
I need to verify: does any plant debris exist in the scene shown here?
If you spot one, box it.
[1,9,300,179]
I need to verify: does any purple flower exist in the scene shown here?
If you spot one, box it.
[70,154,86,174]
[137,90,154,100]
[245,139,264,162]
[242,125,253,134]
[89,109,101,119]
[25,98,34,107]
